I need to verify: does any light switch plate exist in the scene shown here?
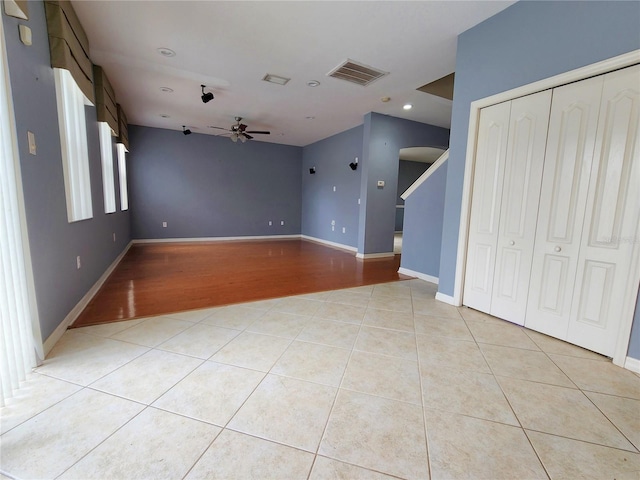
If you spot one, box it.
[27,131,36,155]
[19,25,32,46]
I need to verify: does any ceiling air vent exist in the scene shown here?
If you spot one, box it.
[327,59,389,87]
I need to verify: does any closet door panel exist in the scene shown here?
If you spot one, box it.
[490,90,552,325]
[463,101,511,313]
[525,76,604,338]
[568,65,640,356]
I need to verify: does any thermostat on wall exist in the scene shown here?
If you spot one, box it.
[377,180,385,188]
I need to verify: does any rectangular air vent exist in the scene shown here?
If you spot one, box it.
[327,59,388,87]
[262,73,290,85]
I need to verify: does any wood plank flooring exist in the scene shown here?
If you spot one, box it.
[71,239,407,328]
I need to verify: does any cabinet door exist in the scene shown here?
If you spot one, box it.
[525,76,604,338]
[463,101,511,314]
[567,64,640,356]
[490,90,552,325]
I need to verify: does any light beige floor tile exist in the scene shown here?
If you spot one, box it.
[310,456,398,479]
[246,310,310,338]
[550,354,640,399]
[416,334,491,374]
[421,367,518,426]
[273,297,323,316]
[341,285,374,295]
[412,298,462,319]
[201,304,267,330]
[90,349,202,404]
[210,331,291,371]
[34,330,148,386]
[185,429,314,480]
[467,321,540,350]
[0,373,81,434]
[498,376,636,451]
[480,343,575,387]
[326,291,371,308]
[229,374,337,452]
[527,430,640,480]
[0,389,143,479]
[458,306,505,324]
[523,329,608,360]
[59,407,220,480]
[424,408,547,480]
[355,326,417,360]
[74,318,146,338]
[296,291,333,301]
[407,279,438,296]
[319,390,428,480]
[342,350,421,404]
[296,318,360,349]
[165,307,219,323]
[272,341,350,387]
[110,316,193,347]
[314,302,366,324]
[243,298,282,310]
[367,294,413,313]
[372,283,412,298]
[363,308,415,332]
[585,391,640,450]
[153,361,264,426]
[414,314,473,340]
[157,323,239,358]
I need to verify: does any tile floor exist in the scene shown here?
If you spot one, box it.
[1,279,639,479]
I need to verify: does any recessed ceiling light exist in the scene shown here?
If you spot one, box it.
[157,47,176,57]
[403,103,413,110]
[159,87,174,93]
[307,80,320,87]
[159,114,170,118]
[262,73,290,86]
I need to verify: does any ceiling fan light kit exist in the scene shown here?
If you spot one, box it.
[209,117,271,143]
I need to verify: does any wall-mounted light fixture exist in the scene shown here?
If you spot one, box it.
[182,125,192,135]
[349,157,358,170]
[201,84,214,103]
[309,167,316,175]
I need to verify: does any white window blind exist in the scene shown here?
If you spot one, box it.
[0,15,37,406]
[53,67,93,222]
[117,143,128,211]
[98,122,116,213]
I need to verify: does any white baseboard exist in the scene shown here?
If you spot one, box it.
[300,235,358,253]
[624,356,640,374]
[43,241,133,355]
[134,234,300,244]
[356,252,396,259]
[435,292,458,306]
[397,267,439,285]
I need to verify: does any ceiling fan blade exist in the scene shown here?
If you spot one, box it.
[208,126,230,131]
[243,133,254,140]
[238,124,248,131]
[245,131,270,135]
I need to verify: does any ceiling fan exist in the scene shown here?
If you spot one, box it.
[209,117,271,143]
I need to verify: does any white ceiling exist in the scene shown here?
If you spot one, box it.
[72,1,515,147]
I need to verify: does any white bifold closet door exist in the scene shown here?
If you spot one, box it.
[463,90,551,325]
[527,65,640,356]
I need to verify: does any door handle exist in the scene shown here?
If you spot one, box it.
[554,246,562,252]
[509,240,515,246]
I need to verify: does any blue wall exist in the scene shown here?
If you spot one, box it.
[358,113,449,255]
[3,2,131,341]
[438,0,640,359]
[396,160,430,231]
[301,125,363,248]
[401,162,447,279]
[129,125,302,239]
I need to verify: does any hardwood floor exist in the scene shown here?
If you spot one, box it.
[71,239,408,328]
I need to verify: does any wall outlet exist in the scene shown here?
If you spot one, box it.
[269,220,272,226]
[358,198,361,205]
[280,220,285,226]
[331,220,335,226]
[28,131,36,155]
[112,233,116,242]
[162,221,167,228]
[76,256,81,269]
[342,227,346,233]
[331,226,335,231]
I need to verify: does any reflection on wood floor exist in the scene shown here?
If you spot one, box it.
[72,239,406,328]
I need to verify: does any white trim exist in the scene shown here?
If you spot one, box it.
[401,149,449,200]
[452,51,640,365]
[453,50,640,307]
[134,234,301,245]
[624,356,640,375]
[356,252,395,259]
[44,241,133,355]
[435,292,457,306]
[300,235,358,253]
[398,267,438,284]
